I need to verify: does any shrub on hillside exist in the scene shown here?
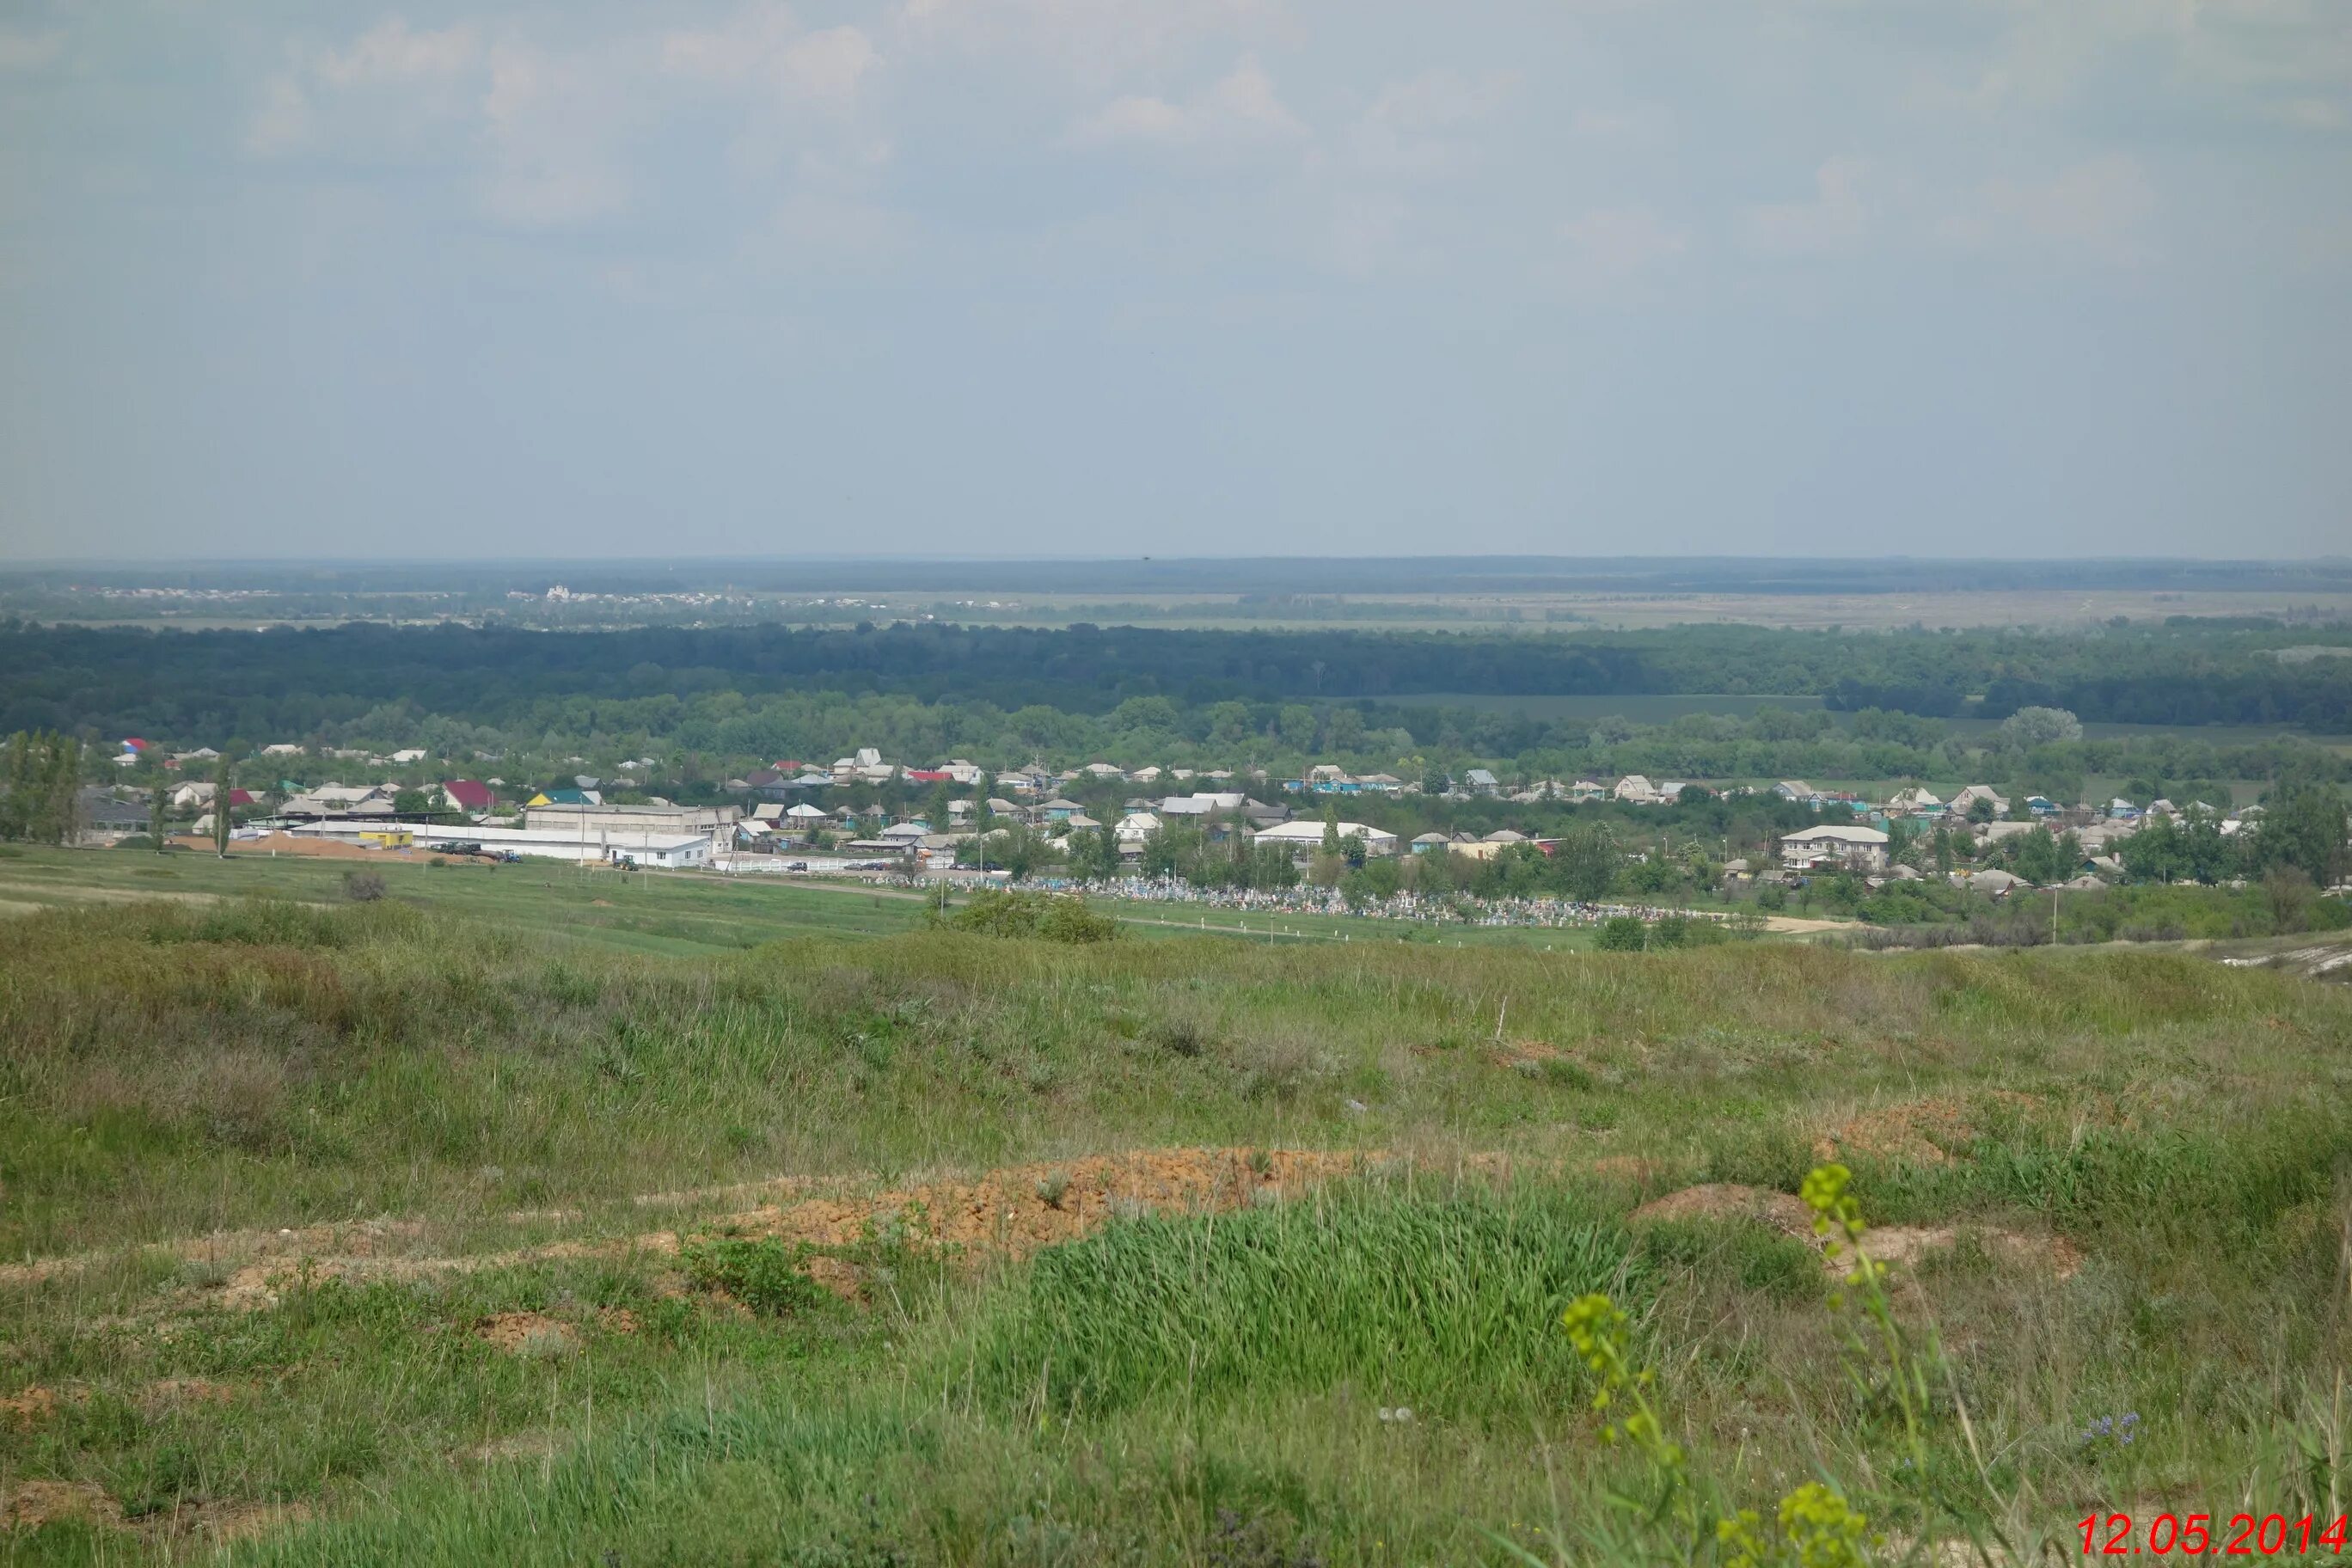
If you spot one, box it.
[946,888,1118,943]
[1595,916,1648,952]
[678,1235,828,1317]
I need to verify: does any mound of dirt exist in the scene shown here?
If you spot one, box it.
[1630,1183,1813,1235]
[1859,1223,2084,1281]
[0,1216,426,1293]
[25,1147,1525,1319]
[1813,1090,2039,1167]
[3,1479,121,1530]
[1,1387,65,1427]
[701,1147,1412,1263]
[1631,1183,2082,1283]
[471,1312,580,1355]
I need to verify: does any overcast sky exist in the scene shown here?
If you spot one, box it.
[2,1,2348,561]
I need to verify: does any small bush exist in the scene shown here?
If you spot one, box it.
[949,888,1118,943]
[343,870,388,903]
[1596,916,1647,952]
[678,1235,828,1317]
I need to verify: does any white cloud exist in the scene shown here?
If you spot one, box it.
[665,7,879,112]
[1073,54,1302,150]
[2275,95,2345,130]
[0,28,65,71]
[246,19,483,157]
[314,19,480,89]
[1349,68,1517,176]
[896,0,1280,89]
[1935,155,2157,264]
[1559,206,1687,288]
[479,47,632,227]
[1743,156,1871,257]
[245,74,313,156]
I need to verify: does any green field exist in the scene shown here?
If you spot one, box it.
[0,848,1631,956]
[2,870,2348,1564]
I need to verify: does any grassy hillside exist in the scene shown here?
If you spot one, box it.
[3,892,2349,1563]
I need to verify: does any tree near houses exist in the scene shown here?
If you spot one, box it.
[2000,706,2083,748]
[149,779,168,852]
[2261,781,2350,888]
[1554,821,1620,903]
[0,731,83,845]
[213,753,236,858]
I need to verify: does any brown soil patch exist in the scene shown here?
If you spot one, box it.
[1632,1183,2083,1283]
[175,831,397,862]
[1,1216,427,1292]
[15,1148,1526,1317]
[471,1312,580,1355]
[597,1306,640,1335]
[701,1147,1420,1262]
[4,1479,121,1530]
[1859,1224,2085,1281]
[1630,1184,1814,1235]
[1490,1038,1565,1068]
[1814,1091,2039,1167]
[2,1387,65,1426]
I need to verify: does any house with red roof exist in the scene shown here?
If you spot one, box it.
[441,779,497,814]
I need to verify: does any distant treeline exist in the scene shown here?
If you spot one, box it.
[3,618,2349,739]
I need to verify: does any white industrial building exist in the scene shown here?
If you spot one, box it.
[286,822,711,868]
[520,801,739,851]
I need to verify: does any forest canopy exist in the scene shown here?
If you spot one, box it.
[3,617,2349,741]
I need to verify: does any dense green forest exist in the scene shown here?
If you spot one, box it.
[4,618,2350,741]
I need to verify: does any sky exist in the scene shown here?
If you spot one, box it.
[1,0,2349,562]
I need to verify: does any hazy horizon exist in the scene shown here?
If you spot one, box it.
[4,2,2349,561]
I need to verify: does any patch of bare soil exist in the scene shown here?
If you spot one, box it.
[1859,1224,2084,1281]
[2,1387,66,1426]
[177,831,389,862]
[1630,1183,1814,1235]
[17,1148,1531,1316]
[3,1479,121,1530]
[1632,1183,2083,1283]
[471,1312,581,1355]
[0,1216,428,1292]
[1813,1090,2039,1167]
[700,1147,1480,1262]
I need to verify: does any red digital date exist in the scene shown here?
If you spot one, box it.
[2081,1512,2349,1556]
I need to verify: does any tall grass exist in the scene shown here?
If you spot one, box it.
[965,1180,1639,1418]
